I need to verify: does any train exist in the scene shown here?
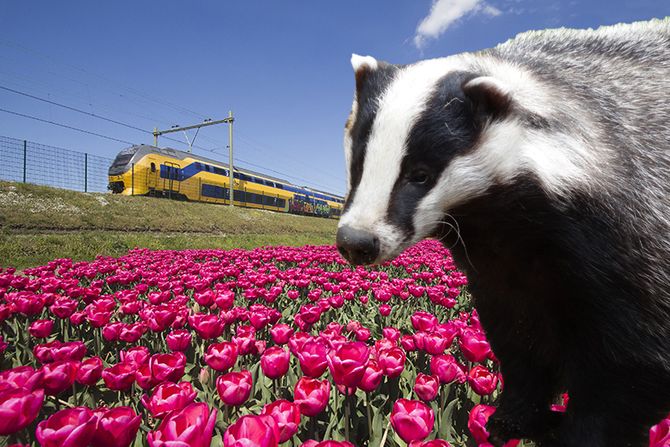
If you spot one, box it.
[107,144,344,218]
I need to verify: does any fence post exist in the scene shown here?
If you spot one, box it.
[84,153,88,192]
[22,140,27,183]
[131,163,135,196]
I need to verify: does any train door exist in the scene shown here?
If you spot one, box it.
[147,161,158,192]
[162,162,181,199]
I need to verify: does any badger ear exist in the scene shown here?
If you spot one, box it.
[351,54,379,92]
[462,76,513,120]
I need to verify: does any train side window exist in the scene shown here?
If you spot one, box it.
[150,162,156,172]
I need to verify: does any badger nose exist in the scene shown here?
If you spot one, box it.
[336,225,380,265]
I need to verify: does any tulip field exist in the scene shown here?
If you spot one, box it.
[1,240,668,447]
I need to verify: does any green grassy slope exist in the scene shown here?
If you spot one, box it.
[0,181,338,269]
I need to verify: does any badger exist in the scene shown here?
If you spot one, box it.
[336,18,670,447]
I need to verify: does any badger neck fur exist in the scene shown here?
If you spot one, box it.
[338,18,670,447]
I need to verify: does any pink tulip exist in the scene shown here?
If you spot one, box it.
[270,323,294,345]
[391,398,435,443]
[401,334,417,351]
[422,332,450,355]
[0,366,44,392]
[358,360,384,393]
[141,381,197,418]
[0,388,44,436]
[188,313,224,339]
[147,402,217,447]
[467,404,521,447]
[166,329,192,352]
[36,406,98,447]
[430,354,466,384]
[223,414,280,447]
[459,329,491,363]
[29,319,54,338]
[261,346,290,379]
[103,362,136,391]
[204,341,238,371]
[262,399,301,442]
[468,365,498,396]
[91,406,141,447]
[377,347,406,378]
[650,417,670,447]
[411,311,438,332]
[217,370,253,406]
[119,346,150,368]
[294,377,331,417]
[149,352,186,383]
[326,341,369,388]
[379,304,392,316]
[414,373,440,402]
[41,360,79,395]
[297,340,329,378]
[382,327,400,342]
[76,356,103,386]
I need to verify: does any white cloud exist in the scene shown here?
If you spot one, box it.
[414,0,503,48]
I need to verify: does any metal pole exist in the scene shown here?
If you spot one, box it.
[153,128,158,147]
[22,140,27,183]
[84,153,88,192]
[228,110,234,207]
[131,163,135,196]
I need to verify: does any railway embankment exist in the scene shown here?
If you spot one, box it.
[0,181,337,269]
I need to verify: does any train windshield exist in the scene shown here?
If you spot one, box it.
[109,147,138,175]
[112,148,137,166]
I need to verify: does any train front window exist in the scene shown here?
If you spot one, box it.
[111,153,133,167]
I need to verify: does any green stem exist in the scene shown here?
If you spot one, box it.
[344,391,351,442]
[365,393,372,444]
[379,420,391,447]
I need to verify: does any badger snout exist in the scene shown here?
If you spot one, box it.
[336,225,380,265]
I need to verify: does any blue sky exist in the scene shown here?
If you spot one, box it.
[1,1,668,195]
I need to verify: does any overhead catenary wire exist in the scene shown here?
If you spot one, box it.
[0,108,135,145]
[0,40,208,121]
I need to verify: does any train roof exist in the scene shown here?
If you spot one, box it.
[120,144,344,200]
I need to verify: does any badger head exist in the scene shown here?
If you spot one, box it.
[336,54,594,265]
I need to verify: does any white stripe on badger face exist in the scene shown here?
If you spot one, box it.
[340,57,465,261]
[343,99,357,191]
[412,118,600,242]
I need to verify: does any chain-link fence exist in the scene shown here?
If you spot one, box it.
[0,136,113,193]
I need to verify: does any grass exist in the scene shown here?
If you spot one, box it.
[0,181,338,269]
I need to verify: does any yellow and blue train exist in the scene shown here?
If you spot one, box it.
[107,144,344,218]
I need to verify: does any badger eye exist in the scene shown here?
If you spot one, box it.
[407,170,429,185]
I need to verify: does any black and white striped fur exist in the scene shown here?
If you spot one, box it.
[337,18,670,447]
